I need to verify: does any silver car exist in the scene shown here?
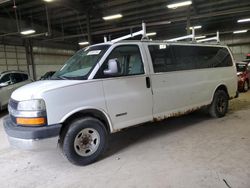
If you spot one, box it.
[0,71,32,110]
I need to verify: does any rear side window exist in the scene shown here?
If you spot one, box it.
[148,45,174,73]
[172,46,233,70]
[21,74,28,81]
[149,45,233,73]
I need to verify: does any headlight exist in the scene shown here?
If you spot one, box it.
[9,99,47,126]
[17,99,46,111]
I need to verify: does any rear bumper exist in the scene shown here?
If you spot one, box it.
[3,116,62,150]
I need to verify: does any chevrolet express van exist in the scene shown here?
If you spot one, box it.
[4,41,238,166]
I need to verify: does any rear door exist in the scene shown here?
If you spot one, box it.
[95,44,153,130]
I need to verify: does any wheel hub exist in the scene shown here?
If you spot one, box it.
[74,128,100,157]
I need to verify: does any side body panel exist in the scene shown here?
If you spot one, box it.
[143,43,237,120]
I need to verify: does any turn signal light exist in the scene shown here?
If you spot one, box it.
[16,117,46,126]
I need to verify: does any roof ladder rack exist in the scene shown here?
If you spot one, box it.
[165,28,195,42]
[104,22,147,43]
[196,31,220,43]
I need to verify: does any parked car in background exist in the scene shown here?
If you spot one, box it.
[0,71,32,110]
[40,71,56,80]
[236,62,250,92]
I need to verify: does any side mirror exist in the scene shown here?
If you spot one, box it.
[104,59,119,76]
[0,82,9,88]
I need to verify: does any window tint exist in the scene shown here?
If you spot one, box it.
[148,45,173,73]
[149,45,233,73]
[0,74,11,84]
[10,73,24,84]
[21,74,28,81]
[172,45,233,70]
[96,45,144,78]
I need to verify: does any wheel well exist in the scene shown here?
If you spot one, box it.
[59,109,111,139]
[215,85,229,97]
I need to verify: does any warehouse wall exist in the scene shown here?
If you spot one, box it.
[33,47,75,79]
[0,43,75,80]
[229,45,250,62]
[0,45,28,73]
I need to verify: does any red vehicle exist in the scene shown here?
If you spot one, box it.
[236,62,250,92]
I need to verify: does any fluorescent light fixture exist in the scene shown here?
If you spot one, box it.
[103,14,123,21]
[146,32,157,36]
[238,18,250,23]
[20,29,36,35]
[78,41,89,46]
[195,35,206,39]
[233,30,248,34]
[43,0,54,2]
[189,25,202,30]
[167,1,192,9]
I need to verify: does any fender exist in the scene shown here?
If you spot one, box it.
[59,106,114,133]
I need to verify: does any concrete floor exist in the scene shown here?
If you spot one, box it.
[0,93,250,188]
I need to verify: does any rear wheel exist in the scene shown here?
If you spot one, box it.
[209,90,229,118]
[61,117,108,166]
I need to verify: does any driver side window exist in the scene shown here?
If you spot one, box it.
[96,45,144,78]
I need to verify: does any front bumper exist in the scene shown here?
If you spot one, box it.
[3,116,62,150]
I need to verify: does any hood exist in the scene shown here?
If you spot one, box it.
[11,80,86,101]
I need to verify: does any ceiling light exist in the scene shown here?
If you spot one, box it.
[233,30,248,34]
[237,18,250,23]
[103,14,123,21]
[189,25,202,30]
[167,1,192,9]
[195,36,206,39]
[78,41,89,46]
[43,0,54,2]
[20,29,36,35]
[146,32,157,36]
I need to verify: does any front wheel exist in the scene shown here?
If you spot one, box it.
[61,117,108,166]
[209,90,229,118]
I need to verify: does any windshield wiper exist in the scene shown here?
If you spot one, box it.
[51,75,68,80]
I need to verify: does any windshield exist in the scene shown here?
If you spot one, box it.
[52,45,110,80]
[236,64,246,72]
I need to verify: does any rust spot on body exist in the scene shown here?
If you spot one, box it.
[153,105,207,122]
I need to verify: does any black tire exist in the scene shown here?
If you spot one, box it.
[209,90,229,118]
[61,117,108,166]
[243,81,249,92]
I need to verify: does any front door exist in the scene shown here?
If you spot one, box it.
[95,44,153,130]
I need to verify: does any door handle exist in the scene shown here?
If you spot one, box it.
[146,77,151,88]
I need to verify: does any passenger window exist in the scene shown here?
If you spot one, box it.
[96,45,144,78]
[11,73,24,84]
[148,45,174,73]
[21,74,28,81]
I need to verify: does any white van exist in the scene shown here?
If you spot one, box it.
[4,41,238,166]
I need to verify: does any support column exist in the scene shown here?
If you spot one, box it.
[186,6,191,35]
[86,11,92,45]
[24,39,36,80]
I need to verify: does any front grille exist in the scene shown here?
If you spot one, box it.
[9,99,18,110]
